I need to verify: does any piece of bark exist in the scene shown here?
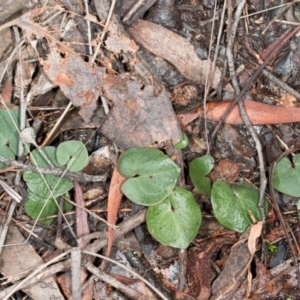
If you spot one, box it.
[128,19,233,91]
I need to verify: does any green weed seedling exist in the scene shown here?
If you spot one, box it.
[265,240,277,255]
[24,141,88,225]
[189,155,268,233]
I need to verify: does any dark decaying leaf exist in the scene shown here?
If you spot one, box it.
[12,8,181,148]
[38,48,103,123]
[101,74,182,149]
[0,218,64,299]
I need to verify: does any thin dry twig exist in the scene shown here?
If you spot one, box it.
[71,248,82,300]
[226,0,267,219]
[205,0,227,154]
[84,262,150,300]
[0,210,145,295]
[262,68,300,100]
[262,0,297,34]
[83,251,167,300]
[41,101,72,147]
[63,197,116,228]
[91,0,116,64]
[83,0,93,56]
[0,156,106,183]
[241,0,300,19]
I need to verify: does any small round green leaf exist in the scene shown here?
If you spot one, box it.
[273,154,300,197]
[146,187,202,249]
[56,140,88,172]
[174,132,188,149]
[189,155,214,196]
[118,148,180,205]
[30,146,60,168]
[0,145,15,169]
[211,181,267,233]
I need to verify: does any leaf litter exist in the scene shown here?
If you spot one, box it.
[0,0,300,299]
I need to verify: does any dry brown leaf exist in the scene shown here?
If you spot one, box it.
[128,20,232,91]
[109,273,139,285]
[0,218,64,299]
[7,8,181,147]
[247,222,262,255]
[8,8,101,122]
[38,48,102,123]
[101,74,182,148]
[105,23,139,54]
[210,233,253,299]
[250,262,300,298]
[178,99,300,126]
[261,24,300,62]
[103,166,126,269]
[210,159,240,184]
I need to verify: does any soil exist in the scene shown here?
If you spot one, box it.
[0,0,300,299]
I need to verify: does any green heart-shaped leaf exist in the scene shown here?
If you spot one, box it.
[0,108,29,155]
[146,187,202,249]
[189,155,214,196]
[0,145,15,168]
[211,181,267,233]
[56,140,89,172]
[118,148,180,206]
[30,146,60,168]
[273,154,300,197]
[23,171,73,199]
[24,192,73,225]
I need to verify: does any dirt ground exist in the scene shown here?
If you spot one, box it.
[0,0,300,299]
